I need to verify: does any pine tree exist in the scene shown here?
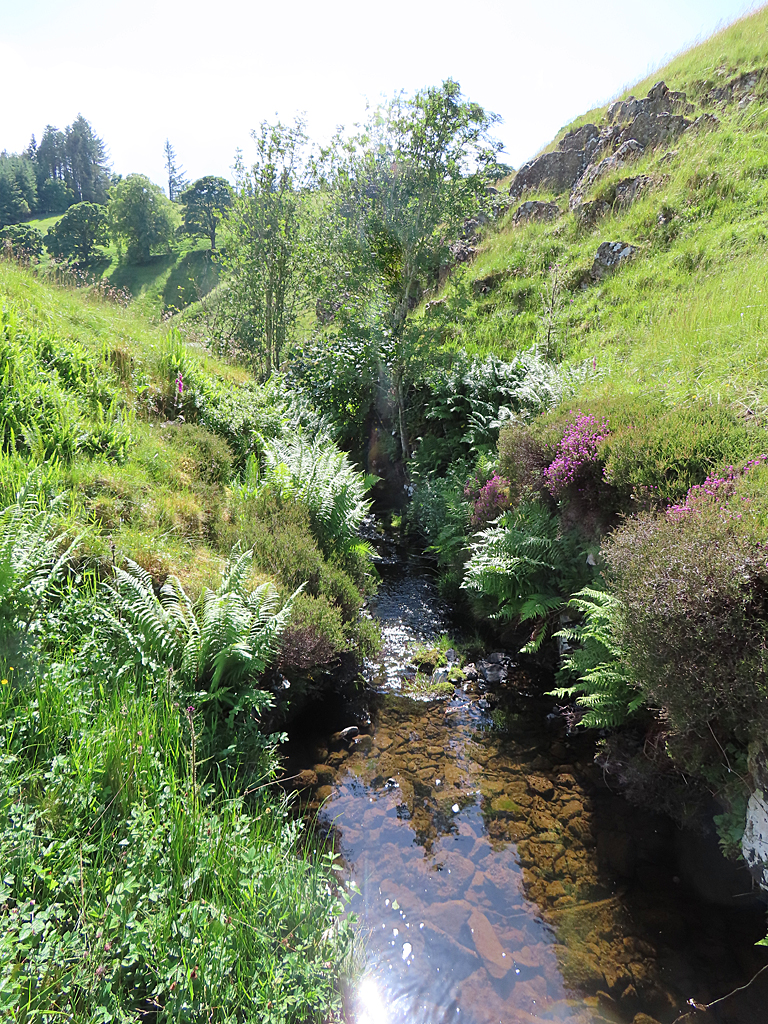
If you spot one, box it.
[164,139,189,202]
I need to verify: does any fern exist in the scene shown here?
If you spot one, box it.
[100,547,300,727]
[0,493,81,660]
[550,585,644,728]
[261,436,373,558]
[462,500,592,653]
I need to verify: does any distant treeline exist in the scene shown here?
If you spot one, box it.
[0,115,111,224]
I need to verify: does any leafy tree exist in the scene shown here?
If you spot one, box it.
[107,174,176,263]
[44,201,109,264]
[219,120,310,377]
[0,223,44,261]
[323,80,501,456]
[164,138,188,201]
[0,155,37,214]
[180,175,232,249]
[0,175,30,226]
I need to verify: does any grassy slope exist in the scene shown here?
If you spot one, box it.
[428,5,768,417]
[25,212,220,318]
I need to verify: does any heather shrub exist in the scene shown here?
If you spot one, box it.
[601,401,762,506]
[469,473,512,527]
[604,504,768,737]
[543,412,609,498]
[278,591,347,671]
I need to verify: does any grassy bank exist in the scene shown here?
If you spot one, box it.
[0,255,379,1019]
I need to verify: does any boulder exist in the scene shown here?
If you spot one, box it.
[512,199,562,225]
[330,725,359,748]
[615,111,691,150]
[571,139,645,201]
[588,241,637,283]
[468,908,510,978]
[510,147,587,197]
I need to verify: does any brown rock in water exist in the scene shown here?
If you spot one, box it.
[313,764,335,786]
[468,908,510,978]
[293,769,318,789]
[327,750,348,768]
[428,899,472,934]
[528,775,555,799]
[315,785,333,802]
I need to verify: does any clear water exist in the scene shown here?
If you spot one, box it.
[295,555,768,1024]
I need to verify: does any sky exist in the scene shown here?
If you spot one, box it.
[0,0,761,191]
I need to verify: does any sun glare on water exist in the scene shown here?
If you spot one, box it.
[357,975,391,1024]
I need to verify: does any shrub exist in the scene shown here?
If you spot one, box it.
[469,473,512,527]
[543,412,610,497]
[0,224,43,262]
[604,504,768,737]
[278,591,347,671]
[600,400,763,506]
[163,423,234,484]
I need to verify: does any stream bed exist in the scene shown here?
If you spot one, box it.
[287,547,768,1024]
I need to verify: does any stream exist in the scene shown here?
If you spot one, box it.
[287,538,768,1024]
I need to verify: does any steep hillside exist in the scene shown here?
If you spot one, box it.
[425,5,768,415]
[406,6,768,905]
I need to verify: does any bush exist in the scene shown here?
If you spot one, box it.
[44,201,109,265]
[278,591,347,670]
[0,224,43,262]
[163,423,234,484]
[604,503,768,736]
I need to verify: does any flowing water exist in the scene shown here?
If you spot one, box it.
[288,544,768,1024]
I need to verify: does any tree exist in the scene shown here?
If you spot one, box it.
[63,115,110,203]
[107,174,176,263]
[44,202,109,264]
[164,139,188,201]
[38,178,75,215]
[0,224,44,261]
[324,79,500,457]
[219,120,310,377]
[180,175,232,249]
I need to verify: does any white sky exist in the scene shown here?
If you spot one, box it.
[0,0,761,191]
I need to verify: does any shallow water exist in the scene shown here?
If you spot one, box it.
[293,554,768,1024]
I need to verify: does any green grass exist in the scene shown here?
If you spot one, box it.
[22,213,220,318]
[423,51,768,419]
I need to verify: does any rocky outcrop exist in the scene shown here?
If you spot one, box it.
[702,68,768,110]
[508,80,714,204]
[571,174,655,226]
[512,200,561,225]
[606,80,694,123]
[571,139,646,200]
[509,146,590,198]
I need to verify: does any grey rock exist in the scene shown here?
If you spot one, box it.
[571,140,645,202]
[615,111,690,150]
[463,663,478,681]
[432,667,450,684]
[512,200,561,225]
[588,241,637,283]
[606,80,693,124]
[445,648,457,664]
[509,147,587,197]
[487,652,506,664]
[689,112,720,133]
[558,123,600,153]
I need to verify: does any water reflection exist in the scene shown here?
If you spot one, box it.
[294,551,767,1023]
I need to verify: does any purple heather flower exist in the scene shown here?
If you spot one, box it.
[176,372,184,396]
